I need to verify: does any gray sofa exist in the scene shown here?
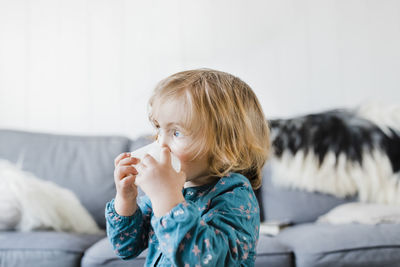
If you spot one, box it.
[1,128,399,267]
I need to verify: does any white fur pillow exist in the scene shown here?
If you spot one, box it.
[0,160,102,234]
[317,202,400,225]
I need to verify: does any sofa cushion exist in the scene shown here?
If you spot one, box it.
[82,235,294,267]
[317,202,400,225]
[81,237,147,267]
[0,231,104,267]
[277,223,400,267]
[261,162,356,224]
[255,234,294,267]
[0,129,131,229]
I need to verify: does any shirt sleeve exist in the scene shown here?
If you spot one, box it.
[151,185,260,266]
[105,196,153,260]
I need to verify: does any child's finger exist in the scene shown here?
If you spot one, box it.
[142,154,157,166]
[160,147,171,166]
[114,152,131,167]
[120,174,136,187]
[134,162,147,175]
[134,163,149,186]
[115,165,138,180]
[119,157,140,166]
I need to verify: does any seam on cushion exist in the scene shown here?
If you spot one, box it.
[0,248,85,254]
[301,245,400,255]
[256,251,294,257]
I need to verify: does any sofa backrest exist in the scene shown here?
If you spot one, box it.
[0,128,355,228]
[259,162,356,224]
[0,129,131,229]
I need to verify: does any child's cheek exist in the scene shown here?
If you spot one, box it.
[175,152,192,164]
[171,143,196,170]
[170,144,191,163]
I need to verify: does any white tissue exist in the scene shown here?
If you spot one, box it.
[130,142,181,172]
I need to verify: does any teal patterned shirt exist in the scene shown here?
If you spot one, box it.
[105,173,260,266]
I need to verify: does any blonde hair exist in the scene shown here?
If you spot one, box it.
[148,69,270,189]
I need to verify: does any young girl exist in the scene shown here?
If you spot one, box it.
[106,69,270,266]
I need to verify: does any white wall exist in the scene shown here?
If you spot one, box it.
[1,0,399,139]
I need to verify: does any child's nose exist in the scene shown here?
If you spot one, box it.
[157,134,170,149]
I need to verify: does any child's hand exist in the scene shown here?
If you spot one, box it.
[113,152,140,216]
[135,148,186,216]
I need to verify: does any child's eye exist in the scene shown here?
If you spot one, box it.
[173,130,183,138]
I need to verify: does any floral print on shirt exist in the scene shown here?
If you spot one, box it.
[105,173,260,266]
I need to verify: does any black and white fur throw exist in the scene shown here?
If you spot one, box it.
[268,103,400,205]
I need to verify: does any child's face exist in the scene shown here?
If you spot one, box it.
[152,98,210,184]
